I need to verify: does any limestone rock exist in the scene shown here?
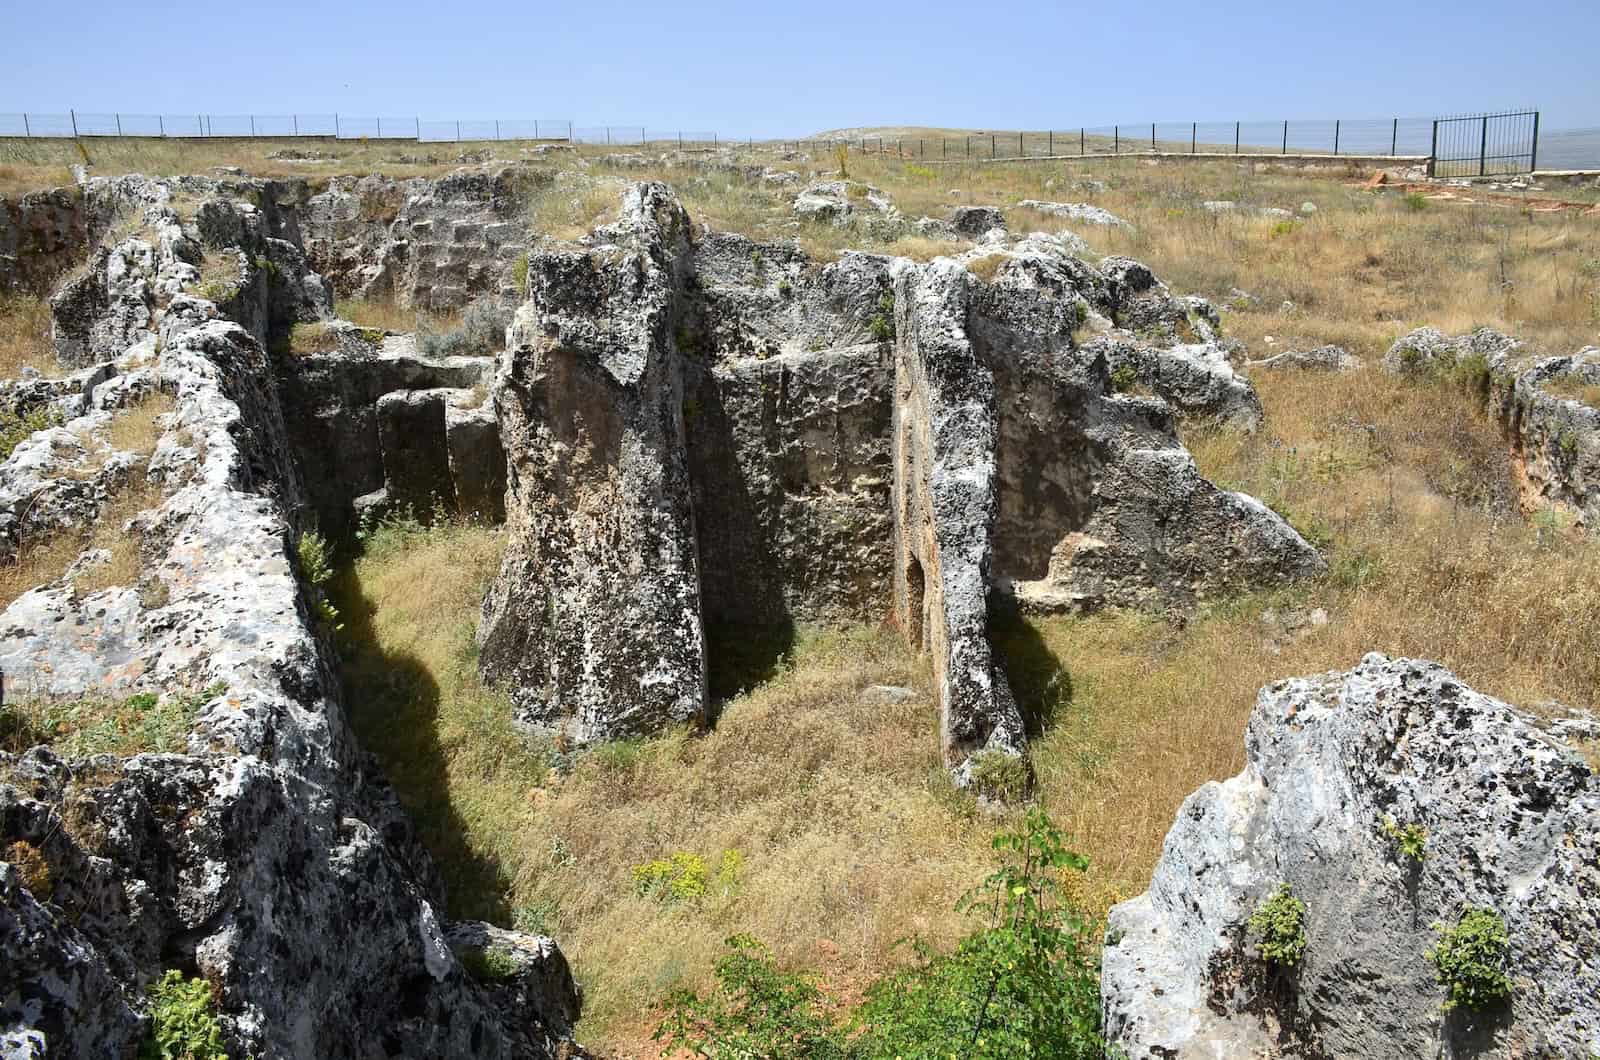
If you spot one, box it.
[792,180,900,228]
[949,205,1006,236]
[1087,335,1264,431]
[890,257,1026,767]
[1015,200,1130,228]
[1247,343,1359,372]
[1103,654,1600,1059]
[1383,325,1520,376]
[478,182,708,743]
[1490,347,1600,528]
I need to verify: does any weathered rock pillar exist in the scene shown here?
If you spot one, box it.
[478,183,707,741]
[890,258,1025,770]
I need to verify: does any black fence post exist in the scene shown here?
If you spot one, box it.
[456,120,461,142]
[1018,130,1023,157]
[292,114,297,136]
[1333,119,1339,155]
[1478,115,1488,176]
[1391,117,1397,156]
[1049,129,1053,155]
[1282,120,1287,154]
[991,133,996,158]
[376,117,381,138]
[1114,125,1119,153]
[1191,121,1196,153]
[1151,122,1155,151]
[966,136,970,158]
[335,113,339,138]
[1080,127,1084,156]
[1235,121,1240,154]
[116,113,122,136]
[416,117,421,139]
[1428,120,1438,177]
[22,113,29,137]
[159,115,164,137]
[70,108,78,137]
[1530,111,1540,172]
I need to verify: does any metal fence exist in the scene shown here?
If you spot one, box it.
[1428,110,1539,177]
[799,118,1447,163]
[0,111,575,143]
[0,108,1578,174]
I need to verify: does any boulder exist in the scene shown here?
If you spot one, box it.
[1103,654,1599,1059]
[1247,344,1359,372]
[1015,200,1130,228]
[792,180,899,227]
[1383,325,1520,376]
[1087,335,1264,431]
[949,205,1006,236]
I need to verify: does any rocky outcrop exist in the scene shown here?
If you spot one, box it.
[478,182,708,744]
[49,181,331,368]
[1383,325,1520,376]
[792,180,900,228]
[1492,347,1600,528]
[1015,200,1130,228]
[276,329,502,537]
[300,165,543,308]
[891,258,1026,768]
[949,205,1006,236]
[481,183,1319,770]
[1247,344,1359,372]
[1087,335,1264,431]
[1103,654,1599,1059]
[1,193,578,1058]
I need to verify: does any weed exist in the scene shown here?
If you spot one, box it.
[0,292,59,378]
[867,289,896,342]
[1248,883,1308,966]
[461,946,520,983]
[631,850,743,903]
[513,898,562,936]
[1109,363,1139,393]
[295,529,341,630]
[1378,815,1427,862]
[967,748,1029,803]
[1427,907,1512,1011]
[417,299,511,358]
[3,839,53,898]
[140,970,228,1060]
[0,405,61,461]
[833,144,849,179]
[511,252,529,294]
[1403,192,1429,211]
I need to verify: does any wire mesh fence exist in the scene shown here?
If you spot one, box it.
[0,111,575,142]
[0,109,1581,173]
[797,118,1447,163]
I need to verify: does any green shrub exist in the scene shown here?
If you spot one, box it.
[511,253,529,294]
[513,897,561,936]
[460,945,520,983]
[1248,883,1308,966]
[903,163,937,181]
[295,529,341,630]
[140,970,228,1060]
[1403,192,1429,211]
[417,299,512,359]
[1109,363,1139,393]
[0,405,62,461]
[655,934,851,1059]
[1428,907,1512,1011]
[656,810,1107,1060]
[867,290,896,343]
[1379,815,1427,862]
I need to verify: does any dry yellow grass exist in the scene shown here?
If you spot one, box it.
[1542,375,1600,407]
[333,518,1000,1047]
[0,390,173,606]
[335,296,457,334]
[0,292,59,378]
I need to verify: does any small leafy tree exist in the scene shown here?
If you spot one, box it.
[141,970,228,1060]
[854,808,1104,1059]
[654,934,850,1060]
[1248,883,1308,967]
[1427,907,1512,1011]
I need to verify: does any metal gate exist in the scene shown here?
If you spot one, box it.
[1429,110,1540,177]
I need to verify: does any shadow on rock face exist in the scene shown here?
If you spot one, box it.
[329,563,512,924]
[703,619,797,716]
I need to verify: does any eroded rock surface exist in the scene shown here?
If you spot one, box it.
[1,184,579,1059]
[1103,653,1599,1059]
[481,183,1319,769]
[1492,346,1600,528]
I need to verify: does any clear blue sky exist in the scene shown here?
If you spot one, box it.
[3,0,1597,135]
